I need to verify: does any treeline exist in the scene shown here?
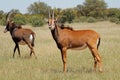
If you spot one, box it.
[0,10,45,27]
[0,0,120,27]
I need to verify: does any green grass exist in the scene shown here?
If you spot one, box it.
[0,21,120,80]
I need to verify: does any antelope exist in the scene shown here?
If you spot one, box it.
[48,11,102,72]
[4,11,36,58]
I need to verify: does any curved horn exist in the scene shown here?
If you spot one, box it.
[6,11,13,22]
[52,10,54,19]
[49,10,51,19]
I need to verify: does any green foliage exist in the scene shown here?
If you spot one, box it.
[61,9,75,23]
[0,17,5,25]
[0,10,5,25]
[29,15,45,27]
[73,16,87,23]
[80,16,87,22]
[75,0,107,18]
[109,17,119,23]
[116,21,120,24]
[14,14,27,25]
[27,1,51,18]
[87,17,96,23]
[75,4,85,16]
[1,0,120,26]
[108,8,120,19]
[97,18,105,21]
[73,18,80,23]
[59,16,67,23]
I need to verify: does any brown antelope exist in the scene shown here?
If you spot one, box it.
[48,11,102,72]
[4,11,36,58]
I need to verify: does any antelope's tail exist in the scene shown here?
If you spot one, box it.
[97,37,101,50]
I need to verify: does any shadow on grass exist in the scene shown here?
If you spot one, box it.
[9,54,37,59]
[49,67,95,74]
[67,66,94,73]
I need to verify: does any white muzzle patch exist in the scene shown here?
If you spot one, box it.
[50,25,55,30]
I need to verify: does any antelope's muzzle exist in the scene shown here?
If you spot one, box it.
[4,28,8,33]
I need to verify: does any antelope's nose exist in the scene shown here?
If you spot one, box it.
[4,28,8,33]
[48,26,51,29]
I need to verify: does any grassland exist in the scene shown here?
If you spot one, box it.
[0,21,120,80]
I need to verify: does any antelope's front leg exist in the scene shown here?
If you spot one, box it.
[60,48,67,72]
[13,44,17,58]
[13,43,21,58]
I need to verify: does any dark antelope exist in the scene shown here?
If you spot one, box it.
[4,11,36,58]
[48,11,102,72]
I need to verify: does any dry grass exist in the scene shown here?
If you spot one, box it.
[0,21,120,80]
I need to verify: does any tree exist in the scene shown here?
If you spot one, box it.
[0,10,5,25]
[10,9,20,14]
[27,1,51,17]
[60,9,75,23]
[108,8,120,18]
[75,4,86,16]
[53,8,62,18]
[14,14,27,25]
[83,0,107,18]
[0,10,4,19]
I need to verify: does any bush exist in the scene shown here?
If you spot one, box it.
[87,17,96,23]
[97,18,105,21]
[0,17,5,25]
[60,16,67,23]
[73,18,80,23]
[115,21,120,24]
[73,16,87,23]
[79,16,87,22]
[30,15,45,27]
[109,17,119,23]
[14,14,27,25]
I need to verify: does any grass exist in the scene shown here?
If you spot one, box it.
[0,21,120,80]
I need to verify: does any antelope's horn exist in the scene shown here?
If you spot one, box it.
[52,10,54,19]
[49,10,51,19]
[6,11,13,22]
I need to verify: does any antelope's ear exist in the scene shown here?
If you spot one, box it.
[54,17,59,23]
[10,21,15,26]
[44,18,48,23]
[11,21,14,23]
[55,18,58,21]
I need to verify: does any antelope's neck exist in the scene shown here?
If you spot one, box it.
[10,27,18,36]
[51,25,62,44]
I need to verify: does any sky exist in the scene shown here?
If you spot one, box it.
[0,0,120,13]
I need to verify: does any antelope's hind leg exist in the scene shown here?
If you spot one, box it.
[87,43,102,72]
[24,39,37,58]
[91,48,102,72]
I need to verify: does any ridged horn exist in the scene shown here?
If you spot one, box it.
[52,10,54,19]
[6,11,13,22]
[49,10,51,19]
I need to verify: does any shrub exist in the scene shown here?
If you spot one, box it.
[14,14,27,25]
[30,15,45,27]
[115,21,120,24]
[73,18,80,23]
[97,18,105,21]
[109,17,119,23]
[87,17,96,23]
[60,16,67,23]
[79,16,87,22]
[0,17,5,25]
